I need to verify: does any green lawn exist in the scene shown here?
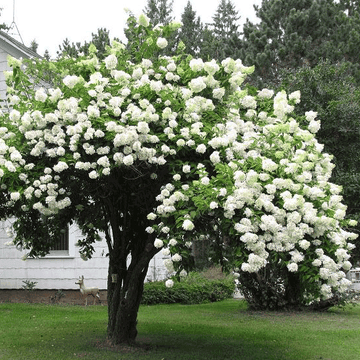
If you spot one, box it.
[0,300,359,360]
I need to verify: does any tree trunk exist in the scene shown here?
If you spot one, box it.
[106,244,157,345]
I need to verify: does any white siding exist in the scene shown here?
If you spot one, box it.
[0,46,10,101]
[0,221,168,289]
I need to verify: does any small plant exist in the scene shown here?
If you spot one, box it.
[50,290,65,304]
[21,280,37,291]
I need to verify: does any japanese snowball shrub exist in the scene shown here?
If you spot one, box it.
[153,87,359,310]
[0,14,357,344]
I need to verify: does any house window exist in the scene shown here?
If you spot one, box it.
[48,227,69,256]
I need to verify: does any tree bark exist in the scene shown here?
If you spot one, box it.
[106,242,157,344]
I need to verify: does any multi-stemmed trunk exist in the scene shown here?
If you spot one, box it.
[106,240,158,344]
[89,167,170,344]
[101,168,165,345]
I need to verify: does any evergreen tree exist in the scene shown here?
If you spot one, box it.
[280,61,360,264]
[57,28,112,60]
[0,7,9,31]
[178,1,203,56]
[144,0,174,25]
[29,39,38,54]
[43,49,51,61]
[210,0,241,60]
[240,0,360,87]
[198,25,218,61]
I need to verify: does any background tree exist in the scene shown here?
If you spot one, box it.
[279,61,360,263]
[240,0,360,87]
[198,25,218,61]
[43,49,51,61]
[142,0,178,56]
[210,0,241,60]
[178,1,203,56]
[29,40,39,54]
[144,0,174,25]
[57,28,112,60]
[0,7,9,31]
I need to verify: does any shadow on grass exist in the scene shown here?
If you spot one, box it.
[129,324,291,360]
[1,301,360,360]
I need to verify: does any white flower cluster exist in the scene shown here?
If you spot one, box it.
[0,36,357,302]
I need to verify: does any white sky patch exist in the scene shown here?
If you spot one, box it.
[1,0,261,57]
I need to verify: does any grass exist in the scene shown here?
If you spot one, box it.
[1,300,360,359]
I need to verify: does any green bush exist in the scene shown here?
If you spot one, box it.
[141,270,235,305]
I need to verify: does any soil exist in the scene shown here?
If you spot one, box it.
[0,289,107,305]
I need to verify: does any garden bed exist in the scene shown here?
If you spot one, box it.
[0,289,107,305]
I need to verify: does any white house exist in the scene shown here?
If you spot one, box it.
[0,220,168,290]
[0,30,39,101]
[0,31,168,290]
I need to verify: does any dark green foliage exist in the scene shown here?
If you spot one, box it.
[241,0,360,87]
[237,263,307,311]
[144,0,174,25]
[279,60,360,262]
[141,271,235,305]
[200,0,241,61]
[29,40,38,54]
[57,28,112,60]
[178,1,203,56]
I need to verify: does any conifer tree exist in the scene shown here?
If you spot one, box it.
[144,0,174,25]
[57,28,112,60]
[209,0,241,60]
[241,0,360,87]
[178,1,203,56]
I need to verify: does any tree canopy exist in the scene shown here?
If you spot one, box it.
[0,14,358,343]
[143,0,174,25]
[241,0,360,87]
[178,1,203,56]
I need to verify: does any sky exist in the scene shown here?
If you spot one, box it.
[1,0,262,58]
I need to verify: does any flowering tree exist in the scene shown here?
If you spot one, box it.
[0,14,357,344]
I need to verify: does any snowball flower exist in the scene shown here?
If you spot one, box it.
[156,37,168,49]
[165,279,174,288]
[298,240,310,250]
[63,75,81,89]
[196,144,207,154]
[182,219,195,231]
[35,88,47,102]
[209,201,218,209]
[289,90,301,103]
[182,165,191,173]
[138,13,150,27]
[308,120,321,133]
[123,155,134,166]
[305,111,317,122]
[287,263,298,272]
[257,88,274,99]
[200,177,210,185]
[213,88,225,100]
[172,253,182,262]
[53,161,69,173]
[189,77,206,93]
[204,60,220,75]
[189,58,204,72]
[154,239,164,249]
[104,54,118,70]
[10,192,20,201]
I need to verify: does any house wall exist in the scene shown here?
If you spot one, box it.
[0,38,33,101]
[0,220,169,290]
